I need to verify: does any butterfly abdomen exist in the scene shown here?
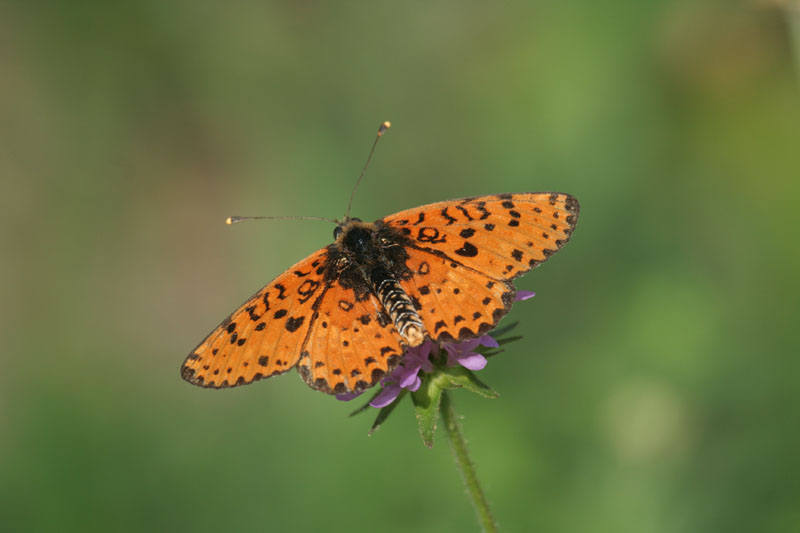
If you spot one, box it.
[371,266,426,347]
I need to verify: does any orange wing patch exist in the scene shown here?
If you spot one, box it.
[181,249,328,388]
[296,283,405,395]
[383,193,579,281]
[399,248,514,344]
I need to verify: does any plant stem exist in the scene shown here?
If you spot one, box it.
[440,391,498,533]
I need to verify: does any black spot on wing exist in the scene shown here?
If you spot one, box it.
[455,205,474,221]
[454,242,478,257]
[285,316,305,332]
[417,227,446,243]
[441,207,457,225]
[274,284,287,299]
[474,201,490,220]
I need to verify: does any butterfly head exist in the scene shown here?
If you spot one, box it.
[334,217,376,254]
[333,217,360,240]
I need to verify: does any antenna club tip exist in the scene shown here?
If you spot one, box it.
[378,121,391,135]
[225,217,234,225]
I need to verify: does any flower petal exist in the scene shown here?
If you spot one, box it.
[335,391,362,402]
[479,335,499,348]
[370,384,403,408]
[456,351,488,371]
[398,364,422,388]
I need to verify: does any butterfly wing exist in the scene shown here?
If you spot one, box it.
[383,193,579,280]
[382,192,579,343]
[393,247,516,343]
[295,283,405,395]
[181,248,329,388]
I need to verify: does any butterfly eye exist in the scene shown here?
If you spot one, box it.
[333,226,343,240]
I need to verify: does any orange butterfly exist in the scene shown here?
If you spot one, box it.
[181,128,579,396]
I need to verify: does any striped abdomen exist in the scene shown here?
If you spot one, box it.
[371,267,426,347]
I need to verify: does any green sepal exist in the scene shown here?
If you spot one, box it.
[411,375,444,448]
[348,387,386,417]
[496,335,522,347]
[437,365,499,399]
[368,390,406,436]
[488,321,519,338]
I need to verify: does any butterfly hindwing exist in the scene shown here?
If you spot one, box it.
[181,248,328,388]
[382,193,579,281]
[296,282,405,395]
[397,247,515,344]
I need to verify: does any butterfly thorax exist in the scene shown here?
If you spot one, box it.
[330,219,426,347]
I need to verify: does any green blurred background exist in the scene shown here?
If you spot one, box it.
[2,1,799,531]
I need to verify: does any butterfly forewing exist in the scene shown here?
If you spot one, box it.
[382,193,579,281]
[181,248,328,388]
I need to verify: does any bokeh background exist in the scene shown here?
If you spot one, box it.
[2,1,799,532]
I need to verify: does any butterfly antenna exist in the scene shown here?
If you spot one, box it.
[345,121,391,220]
[226,215,338,225]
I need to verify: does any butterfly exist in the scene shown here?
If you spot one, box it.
[181,192,579,395]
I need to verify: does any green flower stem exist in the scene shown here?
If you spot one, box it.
[440,391,498,533]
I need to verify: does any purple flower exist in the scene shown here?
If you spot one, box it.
[516,290,535,301]
[443,335,497,371]
[367,340,434,407]
[336,289,535,407]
